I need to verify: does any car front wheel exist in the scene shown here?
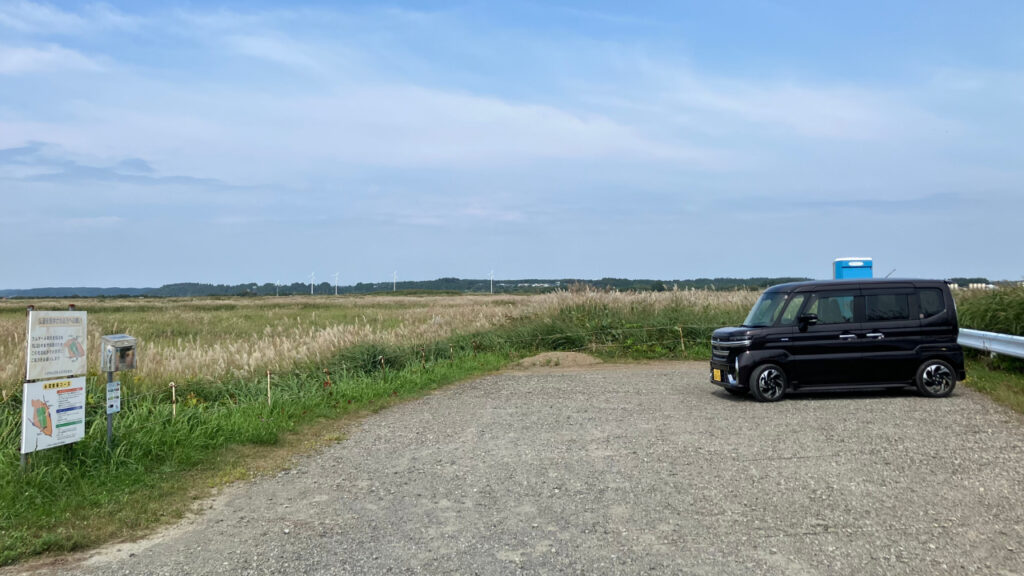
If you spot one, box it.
[750,364,787,402]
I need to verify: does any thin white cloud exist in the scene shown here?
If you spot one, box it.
[0,0,83,33]
[0,3,1007,205]
[65,215,122,227]
[225,34,325,74]
[674,81,887,140]
[301,84,710,166]
[459,205,526,223]
[612,56,902,141]
[0,1,141,35]
[2,80,718,184]
[0,43,102,74]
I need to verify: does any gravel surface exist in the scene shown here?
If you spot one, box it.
[19,361,1024,575]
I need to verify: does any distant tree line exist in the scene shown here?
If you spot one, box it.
[9,277,1015,299]
[0,277,824,298]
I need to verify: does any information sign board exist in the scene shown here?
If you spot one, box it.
[20,377,87,454]
[26,311,88,380]
[106,381,121,415]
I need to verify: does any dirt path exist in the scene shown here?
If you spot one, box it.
[12,361,1024,575]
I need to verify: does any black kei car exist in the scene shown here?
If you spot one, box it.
[710,279,965,402]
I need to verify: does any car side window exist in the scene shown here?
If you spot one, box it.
[918,288,945,318]
[806,293,855,324]
[865,293,910,322]
[778,294,806,326]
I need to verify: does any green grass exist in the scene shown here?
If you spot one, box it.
[964,358,1024,414]
[952,286,1024,409]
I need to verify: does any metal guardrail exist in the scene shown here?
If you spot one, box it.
[959,328,1024,360]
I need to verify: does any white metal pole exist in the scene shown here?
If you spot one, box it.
[106,370,114,448]
[21,305,33,472]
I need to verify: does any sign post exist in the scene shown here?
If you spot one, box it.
[106,376,120,448]
[100,334,136,450]
[21,306,88,471]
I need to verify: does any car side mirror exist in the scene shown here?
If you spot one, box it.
[798,313,818,331]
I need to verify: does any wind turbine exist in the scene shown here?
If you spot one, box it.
[333,272,340,296]
[276,280,280,297]
[489,270,494,294]
[310,272,315,295]
[393,271,397,292]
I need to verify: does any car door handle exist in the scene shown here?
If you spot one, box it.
[866,333,885,339]
[838,334,857,340]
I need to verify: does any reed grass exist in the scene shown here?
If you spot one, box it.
[0,291,756,396]
[954,286,1024,336]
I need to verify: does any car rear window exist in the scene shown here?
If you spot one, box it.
[919,288,945,318]
[866,293,910,322]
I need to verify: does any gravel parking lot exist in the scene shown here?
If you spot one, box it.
[25,361,1024,575]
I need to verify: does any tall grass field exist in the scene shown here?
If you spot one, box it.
[0,287,1021,565]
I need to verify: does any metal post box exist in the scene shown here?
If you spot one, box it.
[100,334,137,372]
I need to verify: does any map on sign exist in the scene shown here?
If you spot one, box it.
[21,377,86,454]
[26,311,88,380]
[29,398,53,436]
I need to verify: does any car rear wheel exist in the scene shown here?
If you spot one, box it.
[750,364,787,402]
[916,359,956,398]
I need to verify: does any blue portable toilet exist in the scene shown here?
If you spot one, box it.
[833,257,873,279]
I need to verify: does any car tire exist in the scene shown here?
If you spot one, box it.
[915,359,957,398]
[750,364,787,402]
[724,387,748,397]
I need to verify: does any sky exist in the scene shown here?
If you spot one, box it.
[1,0,1022,288]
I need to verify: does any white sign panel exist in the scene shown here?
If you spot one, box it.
[26,311,88,380]
[21,377,87,454]
[106,381,121,415]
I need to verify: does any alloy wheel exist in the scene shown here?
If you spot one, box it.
[921,363,954,396]
[757,367,785,400]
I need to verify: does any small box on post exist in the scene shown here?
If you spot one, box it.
[100,334,136,450]
[100,334,137,372]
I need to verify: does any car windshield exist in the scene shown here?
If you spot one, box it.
[742,292,789,327]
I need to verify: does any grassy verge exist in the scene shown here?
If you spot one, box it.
[964,357,1024,414]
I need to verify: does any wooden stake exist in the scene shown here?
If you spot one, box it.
[678,327,686,356]
[267,370,272,407]
[169,382,177,418]
[420,347,426,369]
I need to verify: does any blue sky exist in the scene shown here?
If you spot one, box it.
[1,1,1022,288]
